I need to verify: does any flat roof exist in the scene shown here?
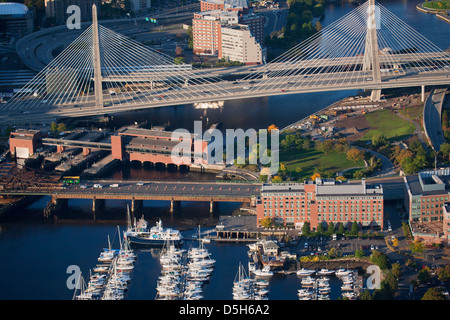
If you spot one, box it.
[119,127,195,140]
[406,174,450,196]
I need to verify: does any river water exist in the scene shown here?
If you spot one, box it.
[0,0,448,300]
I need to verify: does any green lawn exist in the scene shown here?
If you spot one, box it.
[361,109,416,142]
[423,0,450,10]
[279,147,365,180]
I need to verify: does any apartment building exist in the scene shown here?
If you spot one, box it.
[192,9,264,62]
[200,0,249,14]
[256,178,384,231]
[221,24,262,64]
[404,169,450,244]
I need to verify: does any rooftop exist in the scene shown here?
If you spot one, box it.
[405,170,450,195]
[201,0,249,8]
[0,2,29,16]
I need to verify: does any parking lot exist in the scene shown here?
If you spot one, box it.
[293,234,387,257]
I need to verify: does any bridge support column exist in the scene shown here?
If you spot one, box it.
[170,200,180,213]
[210,200,216,213]
[421,85,426,102]
[43,197,67,219]
[131,199,143,213]
[92,198,105,215]
[370,89,381,102]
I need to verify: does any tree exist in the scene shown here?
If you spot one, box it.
[359,290,373,300]
[301,221,310,236]
[372,133,387,147]
[418,267,431,283]
[440,142,450,162]
[57,123,66,132]
[337,222,345,235]
[317,140,334,153]
[409,240,424,254]
[310,172,321,181]
[346,148,364,163]
[50,122,58,132]
[327,221,335,235]
[436,265,450,281]
[317,223,324,234]
[392,238,399,247]
[422,287,446,300]
[260,217,273,228]
[350,221,359,235]
[173,56,185,65]
[370,250,389,270]
[268,124,278,132]
[391,263,402,279]
[355,249,365,259]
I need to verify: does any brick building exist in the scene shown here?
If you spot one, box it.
[192,9,264,62]
[200,0,249,14]
[256,178,384,231]
[111,127,208,167]
[9,129,41,159]
[404,169,450,244]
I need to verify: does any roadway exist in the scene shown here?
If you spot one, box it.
[2,180,262,201]
[423,85,449,151]
[2,69,449,124]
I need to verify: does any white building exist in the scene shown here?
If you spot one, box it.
[130,0,151,13]
[220,24,262,64]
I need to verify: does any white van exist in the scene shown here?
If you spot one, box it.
[93,184,103,189]
[110,184,119,188]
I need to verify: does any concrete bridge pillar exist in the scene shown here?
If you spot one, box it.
[370,89,381,102]
[421,85,426,102]
[170,200,180,213]
[210,200,216,213]
[92,198,105,214]
[131,199,143,213]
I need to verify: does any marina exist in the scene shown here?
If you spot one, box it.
[73,227,136,300]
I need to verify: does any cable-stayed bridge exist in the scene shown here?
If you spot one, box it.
[2,0,449,124]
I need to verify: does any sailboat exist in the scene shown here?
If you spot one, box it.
[98,235,117,263]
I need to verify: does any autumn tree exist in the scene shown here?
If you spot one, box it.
[260,217,273,228]
[346,148,364,163]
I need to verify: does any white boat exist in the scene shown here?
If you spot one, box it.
[318,294,330,300]
[124,217,183,247]
[301,276,315,286]
[335,268,352,277]
[341,276,354,285]
[93,265,109,273]
[247,242,260,251]
[317,268,335,276]
[297,289,313,297]
[317,279,330,287]
[253,265,273,278]
[297,268,315,276]
[342,291,357,299]
[318,287,331,294]
[255,280,269,287]
[341,283,354,291]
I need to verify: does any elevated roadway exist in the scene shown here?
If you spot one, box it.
[2,70,449,124]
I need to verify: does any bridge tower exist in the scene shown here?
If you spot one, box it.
[92,4,104,108]
[362,0,382,101]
